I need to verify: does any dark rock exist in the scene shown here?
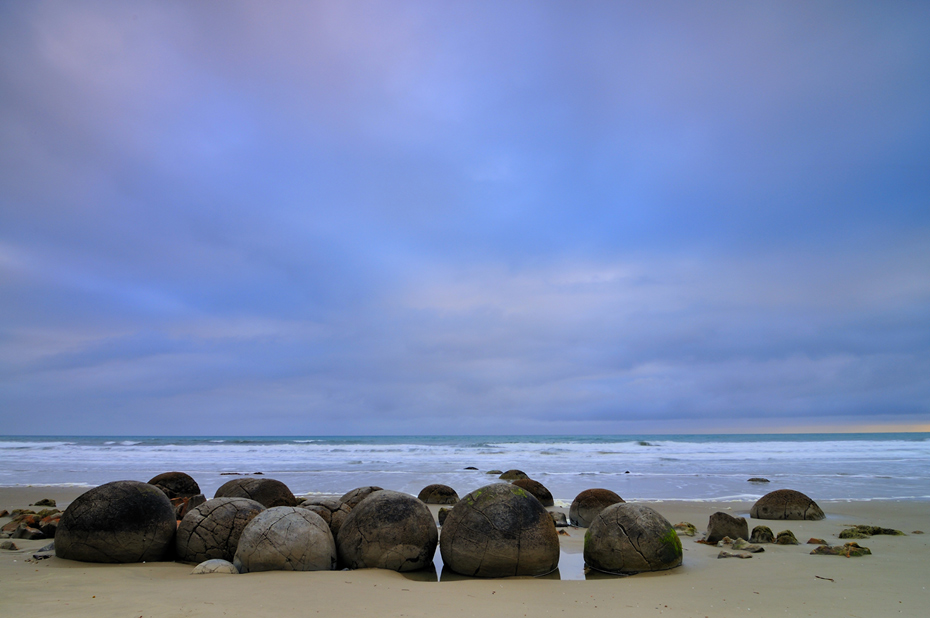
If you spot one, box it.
[811,542,871,557]
[705,512,749,545]
[499,470,529,481]
[486,470,503,475]
[0,540,17,550]
[336,490,437,572]
[13,525,44,539]
[339,486,383,510]
[440,483,559,577]
[417,484,459,505]
[298,498,352,537]
[175,497,265,564]
[747,478,770,483]
[840,525,905,537]
[775,530,799,545]
[838,528,869,539]
[35,508,60,518]
[0,509,8,517]
[673,522,697,537]
[569,489,624,527]
[214,478,297,508]
[38,516,59,538]
[807,537,827,545]
[511,479,554,507]
[750,489,825,521]
[147,472,201,499]
[550,511,568,527]
[31,498,57,507]
[37,541,55,552]
[750,525,775,543]
[55,480,177,563]
[718,550,752,559]
[173,494,206,520]
[583,503,683,575]
[9,509,35,517]
[913,530,924,534]
[234,507,336,573]
[464,467,478,470]
[438,507,450,526]
[191,559,238,574]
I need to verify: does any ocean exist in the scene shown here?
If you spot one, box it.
[1,434,928,503]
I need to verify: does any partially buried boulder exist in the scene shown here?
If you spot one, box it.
[583,503,683,575]
[511,479,554,507]
[339,486,383,509]
[750,489,825,521]
[750,525,775,543]
[55,480,177,563]
[417,484,459,505]
[704,512,749,544]
[569,489,624,527]
[440,483,559,577]
[499,469,529,481]
[234,507,336,573]
[148,472,201,499]
[298,498,352,537]
[175,497,265,563]
[775,530,799,545]
[214,478,297,508]
[191,559,238,574]
[337,490,437,572]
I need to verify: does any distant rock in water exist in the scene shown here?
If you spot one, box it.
[750,489,824,521]
[747,477,770,483]
[486,470,503,475]
[464,466,478,470]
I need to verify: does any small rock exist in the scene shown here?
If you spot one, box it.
[550,511,568,527]
[775,530,799,545]
[486,470,503,475]
[499,469,529,480]
[732,538,764,553]
[838,528,870,539]
[718,550,752,559]
[558,529,570,536]
[38,541,55,552]
[840,524,904,537]
[716,536,734,547]
[912,530,924,534]
[807,537,827,545]
[705,512,749,545]
[673,522,697,537]
[9,509,35,517]
[0,509,9,517]
[0,540,17,550]
[438,507,450,526]
[191,559,238,574]
[464,467,478,470]
[750,525,775,543]
[747,478,770,483]
[31,498,56,507]
[811,542,871,557]
[12,525,44,540]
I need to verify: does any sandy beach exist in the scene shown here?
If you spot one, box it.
[1,485,928,617]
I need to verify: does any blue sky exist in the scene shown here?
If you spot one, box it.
[1,1,928,435]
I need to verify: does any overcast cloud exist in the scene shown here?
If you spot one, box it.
[1,1,928,435]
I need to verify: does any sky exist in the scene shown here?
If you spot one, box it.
[1,1,929,436]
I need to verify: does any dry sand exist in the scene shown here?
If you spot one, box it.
[1,485,928,617]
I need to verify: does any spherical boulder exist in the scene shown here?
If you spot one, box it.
[440,483,559,577]
[55,480,177,563]
[704,511,749,544]
[499,469,529,480]
[175,497,265,563]
[298,497,352,537]
[511,479,554,507]
[750,489,824,520]
[191,559,238,574]
[214,478,297,508]
[147,471,201,499]
[417,484,459,505]
[336,490,437,572]
[569,488,624,527]
[234,507,337,573]
[339,486,383,509]
[584,503,683,575]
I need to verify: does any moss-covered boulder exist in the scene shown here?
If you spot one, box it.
[214,478,297,508]
[750,489,824,521]
[511,479,554,507]
[569,488,624,527]
[750,525,775,543]
[584,503,683,575]
[811,542,871,557]
[776,530,799,545]
[417,484,459,505]
[673,522,697,537]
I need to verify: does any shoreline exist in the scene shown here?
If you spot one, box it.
[2,486,929,616]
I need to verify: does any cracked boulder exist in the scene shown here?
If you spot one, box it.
[584,503,683,575]
[214,478,297,508]
[336,490,437,572]
[55,480,177,563]
[511,479,554,507]
[147,472,201,499]
[298,497,353,537]
[234,507,337,573]
[439,483,559,577]
[417,484,459,505]
[750,489,825,521]
[339,486,383,509]
[704,512,749,544]
[175,497,265,563]
[569,488,624,527]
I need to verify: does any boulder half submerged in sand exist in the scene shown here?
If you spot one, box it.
[584,503,683,575]
[750,489,825,520]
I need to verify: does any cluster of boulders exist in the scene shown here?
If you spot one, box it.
[0,500,61,541]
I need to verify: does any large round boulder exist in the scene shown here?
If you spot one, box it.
[147,472,200,499]
[417,484,459,505]
[55,480,177,563]
[214,478,297,508]
[440,483,559,577]
[750,489,824,521]
[234,507,337,573]
[569,488,624,527]
[511,479,554,507]
[298,497,353,537]
[336,490,437,572]
[175,497,265,563]
[339,486,383,509]
[584,503,683,574]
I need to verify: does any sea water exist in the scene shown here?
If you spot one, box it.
[2,434,928,502]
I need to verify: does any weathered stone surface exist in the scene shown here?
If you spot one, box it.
[569,489,624,527]
[840,525,905,537]
[440,483,559,578]
[750,525,774,543]
[339,486,383,510]
[732,538,764,552]
[807,537,827,545]
[705,512,749,545]
[486,470,503,475]
[337,490,437,572]
[56,481,176,563]
[511,479,554,507]
[13,525,44,540]
[234,507,336,573]
[175,497,265,563]
[417,484,459,505]
[718,550,752,559]
[173,494,206,520]
[214,478,297,508]
[148,472,201,499]
[584,503,683,575]
[550,511,568,527]
[298,498,352,537]
[31,498,57,507]
[838,528,869,539]
[438,508,450,526]
[750,489,825,521]
[776,530,799,545]
[0,540,17,550]
[499,470,529,481]
[811,542,871,557]
[464,466,478,470]
[747,478,770,483]
[191,558,238,574]
[673,522,697,537]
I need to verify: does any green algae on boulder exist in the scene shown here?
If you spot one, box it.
[673,522,697,537]
[775,530,799,545]
[840,525,904,538]
[583,503,682,575]
[811,542,871,557]
[750,525,775,543]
